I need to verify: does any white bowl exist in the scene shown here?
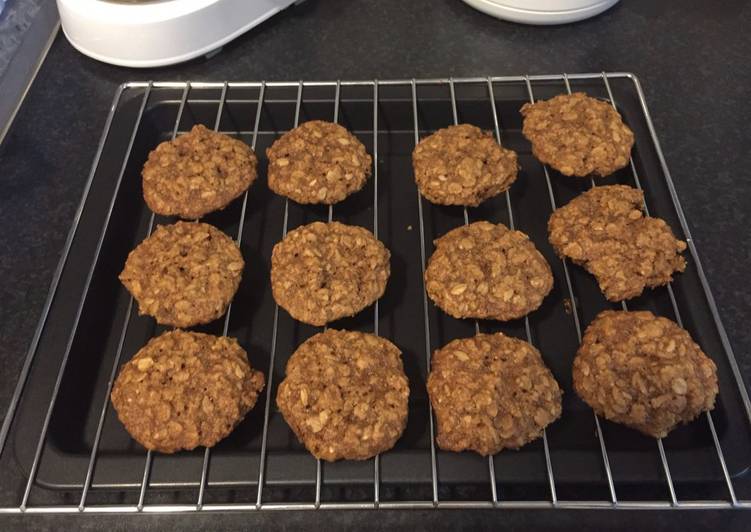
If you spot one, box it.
[462,0,620,25]
[57,0,299,68]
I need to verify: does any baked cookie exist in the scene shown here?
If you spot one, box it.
[142,124,257,219]
[427,332,562,455]
[425,221,553,321]
[521,92,634,177]
[119,221,244,328]
[270,221,390,326]
[548,184,686,301]
[412,124,518,206]
[266,120,371,204]
[573,310,718,438]
[111,330,265,453]
[276,330,409,461]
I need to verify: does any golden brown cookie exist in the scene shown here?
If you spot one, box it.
[119,221,244,328]
[573,310,718,438]
[270,221,390,326]
[142,124,257,219]
[110,330,265,453]
[427,332,562,455]
[548,185,686,301]
[276,330,409,461]
[425,221,553,321]
[521,92,634,177]
[412,124,518,206]
[266,120,372,204]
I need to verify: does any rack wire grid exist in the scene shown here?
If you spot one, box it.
[1,73,750,514]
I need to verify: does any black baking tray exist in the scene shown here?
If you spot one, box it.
[3,75,751,508]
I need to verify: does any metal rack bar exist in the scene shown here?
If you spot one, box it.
[327,81,341,225]
[137,452,153,512]
[196,81,267,510]
[410,79,440,506]
[19,83,154,512]
[121,73,642,91]
[312,79,343,508]
[195,82,229,511]
[77,85,191,512]
[313,460,322,509]
[372,80,382,508]
[231,82,267,262]
[482,78,559,505]
[528,77,619,501]
[523,75,618,505]
[656,437,678,505]
[706,411,738,504]
[255,81,304,509]
[4,498,751,513]
[599,72,739,505]
[447,78,497,505]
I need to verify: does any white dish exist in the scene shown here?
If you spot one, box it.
[462,0,620,25]
[57,0,300,68]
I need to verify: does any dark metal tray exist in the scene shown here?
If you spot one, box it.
[1,74,750,513]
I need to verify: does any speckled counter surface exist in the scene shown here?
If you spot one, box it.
[0,0,750,530]
[0,0,45,77]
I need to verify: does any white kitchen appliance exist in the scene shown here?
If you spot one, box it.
[57,0,301,68]
[462,0,620,25]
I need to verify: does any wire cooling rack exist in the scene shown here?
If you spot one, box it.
[0,73,750,514]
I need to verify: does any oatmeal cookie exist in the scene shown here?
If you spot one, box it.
[425,221,553,321]
[266,120,371,204]
[548,185,686,301]
[573,310,718,438]
[427,332,562,455]
[521,92,634,177]
[276,330,409,461]
[142,124,257,219]
[111,330,265,453]
[119,221,244,328]
[271,221,390,326]
[412,124,518,206]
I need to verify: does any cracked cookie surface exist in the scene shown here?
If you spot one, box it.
[412,124,518,206]
[573,310,718,438]
[548,185,686,301]
[427,332,562,455]
[276,330,409,461]
[521,92,634,177]
[111,330,265,453]
[119,221,244,328]
[271,221,390,326]
[266,120,371,204]
[425,221,553,321]
[142,124,257,219]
